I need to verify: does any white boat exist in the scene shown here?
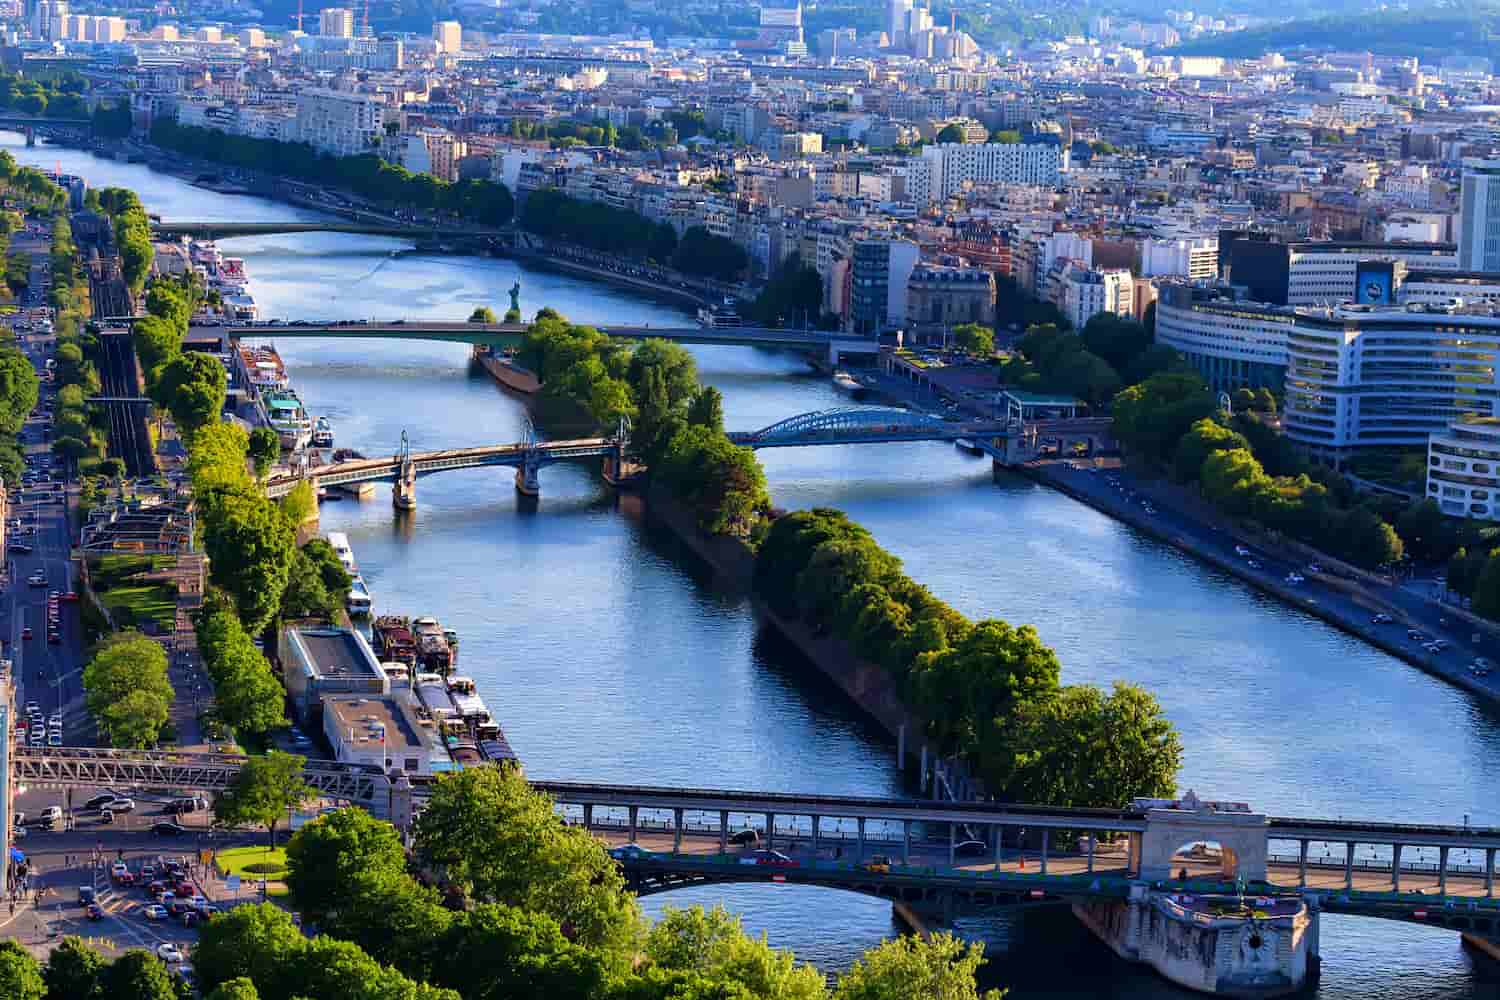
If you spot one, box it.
[697,298,743,328]
[266,390,313,450]
[327,532,372,615]
[312,416,333,448]
[832,371,866,398]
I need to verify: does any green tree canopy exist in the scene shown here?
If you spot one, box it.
[413,766,643,963]
[44,936,104,1000]
[831,932,1000,1000]
[214,751,314,846]
[99,949,179,1000]
[0,941,44,1000]
[468,306,497,323]
[285,807,409,926]
[248,426,281,479]
[154,350,228,434]
[643,905,826,1000]
[203,489,297,632]
[952,323,994,356]
[82,631,173,748]
[936,123,967,143]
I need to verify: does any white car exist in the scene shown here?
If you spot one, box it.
[142,904,168,920]
[156,943,184,963]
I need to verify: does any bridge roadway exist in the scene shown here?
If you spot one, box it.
[263,437,617,498]
[221,321,876,362]
[10,749,1500,927]
[154,221,497,240]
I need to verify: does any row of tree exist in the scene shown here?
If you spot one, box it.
[752,509,1182,805]
[148,119,515,227]
[0,151,67,213]
[97,187,154,294]
[44,214,115,472]
[193,592,288,740]
[519,187,678,262]
[1,937,193,1000]
[1113,372,1406,569]
[518,315,772,537]
[0,71,88,120]
[174,767,1000,1000]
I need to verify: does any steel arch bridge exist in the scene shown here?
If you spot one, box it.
[730,407,977,448]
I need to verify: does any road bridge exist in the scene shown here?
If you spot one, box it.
[221,321,878,365]
[152,221,499,240]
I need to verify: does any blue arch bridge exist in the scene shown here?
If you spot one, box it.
[262,408,1113,503]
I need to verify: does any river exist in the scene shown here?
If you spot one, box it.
[17,134,1500,997]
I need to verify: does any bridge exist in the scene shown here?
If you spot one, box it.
[10,747,1500,989]
[262,409,1086,503]
[221,321,878,365]
[152,221,499,240]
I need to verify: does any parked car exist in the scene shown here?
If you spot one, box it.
[862,854,891,874]
[152,822,191,837]
[156,943,184,963]
[954,840,989,858]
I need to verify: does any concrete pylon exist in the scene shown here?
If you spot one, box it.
[392,461,416,510]
[515,460,540,497]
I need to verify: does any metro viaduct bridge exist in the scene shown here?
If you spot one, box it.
[11,747,1500,936]
[261,408,1107,501]
[223,321,876,366]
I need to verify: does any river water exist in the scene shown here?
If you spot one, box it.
[18,134,1500,996]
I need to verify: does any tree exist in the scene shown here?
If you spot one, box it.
[1080,313,1151,374]
[248,426,281,479]
[83,632,173,748]
[301,538,353,596]
[432,903,609,1000]
[468,306,497,323]
[413,766,643,961]
[0,346,39,434]
[832,932,999,1000]
[99,950,179,1000]
[952,323,994,357]
[643,905,826,1000]
[1112,372,1216,467]
[936,123,967,144]
[630,364,683,469]
[1172,417,1250,484]
[686,385,725,432]
[204,490,297,632]
[194,903,307,997]
[280,546,340,621]
[285,808,408,926]
[206,979,261,1000]
[132,314,183,381]
[626,339,699,409]
[214,751,314,846]
[1397,498,1455,564]
[45,936,105,1000]
[0,941,44,1000]
[154,350,227,433]
[655,425,771,537]
[990,129,1022,144]
[195,603,288,738]
[672,226,748,282]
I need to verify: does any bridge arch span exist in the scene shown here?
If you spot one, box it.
[737,406,960,446]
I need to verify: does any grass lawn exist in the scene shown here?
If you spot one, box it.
[88,554,178,632]
[215,845,290,897]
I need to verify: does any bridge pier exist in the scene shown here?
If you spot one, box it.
[1487,848,1495,897]
[1040,829,1049,876]
[673,808,683,855]
[1299,839,1308,887]
[904,822,912,865]
[1392,844,1403,892]
[1345,841,1355,890]
[583,804,593,830]
[720,810,728,853]
[811,814,820,854]
[515,460,541,497]
[766,812,775,852]
[857,818,866,862]
[393,463,416,510]
[1440,845,1450,897]
[628,805,638,843]
[993,826,1003,872]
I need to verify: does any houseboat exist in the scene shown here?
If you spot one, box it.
[266,389,313,450]
[326,531,372,616]
[312,416,334,448]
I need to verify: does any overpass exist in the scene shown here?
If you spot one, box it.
[262,409,1076,503]
[222,321,878,365]
[152,221,500,240]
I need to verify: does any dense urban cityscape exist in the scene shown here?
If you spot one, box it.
[0,0,1496,997]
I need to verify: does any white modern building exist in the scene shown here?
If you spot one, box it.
[432,19,460,53]
[1427,418,1500,519]
[293,88,385,158]
[1459,158,1500,274]
[1284,303,1500,457]
[1141,236,1219,280]
[319,6,354,36]
[907,140,1067,206]
[1154,284,1293,393]
[1055,265,1134,330]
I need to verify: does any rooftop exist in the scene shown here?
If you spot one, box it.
[324,694,426,752]
[292,627,384,680]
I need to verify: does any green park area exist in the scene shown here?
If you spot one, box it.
[86,554,178,632]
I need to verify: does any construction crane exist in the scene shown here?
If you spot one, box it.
[292,0,303,32]
[360,0,371,36]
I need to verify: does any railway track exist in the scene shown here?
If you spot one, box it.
[99,332,155,477]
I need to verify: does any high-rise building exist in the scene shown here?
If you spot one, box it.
[432,19,460,53]
[886,0,912,47]
[319,6,354,37]
[240,27,267,47]
[1459,158,1500,273]
[294,87,385,157]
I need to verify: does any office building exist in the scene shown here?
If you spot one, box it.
[1218,231,1458,306]
[432,19,460,54]
[1153,284,1293,393]
[908,139,1067,206]
[319,6,354,37]
[1459,158,1500,274]
[849,237,919,335]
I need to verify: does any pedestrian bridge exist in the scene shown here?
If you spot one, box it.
[220,321,877,365]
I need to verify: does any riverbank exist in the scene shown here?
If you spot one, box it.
[1022,460,1500,707]
[640,482,936,783]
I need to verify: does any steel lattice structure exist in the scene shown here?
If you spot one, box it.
[738,407,962,445]
[12,747,382,803]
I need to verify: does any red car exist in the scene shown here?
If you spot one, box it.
[20,627,31,640]
[174,881,194,898]
[60,592,78,602]
[46,631,58,644]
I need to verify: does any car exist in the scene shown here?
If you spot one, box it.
[178,908,199,927]
[40,806,61,824]
[85,902,103,920]
[740,850,798,867]
[146,880,167,899]
[1234,545,1250,557]
[954,840,989,858]
[1246,560,1262,570]
[142,904,168,920]
[156,943,184,963]
[88,794,119,811]
[23,702,38,714]
[20,626,31,640]
[46,631,59,645]
[111,861,128,878]
[1408,630,1427,642]
[175,880,196,897]
[78,885,95,904]
[8,543,31,554]
[862,854,892,873]
[728,828,760,846]
[1372,614,1395,624]
[103,798,135,813]
[47,733,61,746]
[608,843,650,860]
[26,573,44,586]
[60,591,78,602]
[151,822,191,837]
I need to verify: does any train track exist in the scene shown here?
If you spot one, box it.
[98,333,155,477]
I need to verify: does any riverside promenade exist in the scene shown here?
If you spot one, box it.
[1026,458,1500,705]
